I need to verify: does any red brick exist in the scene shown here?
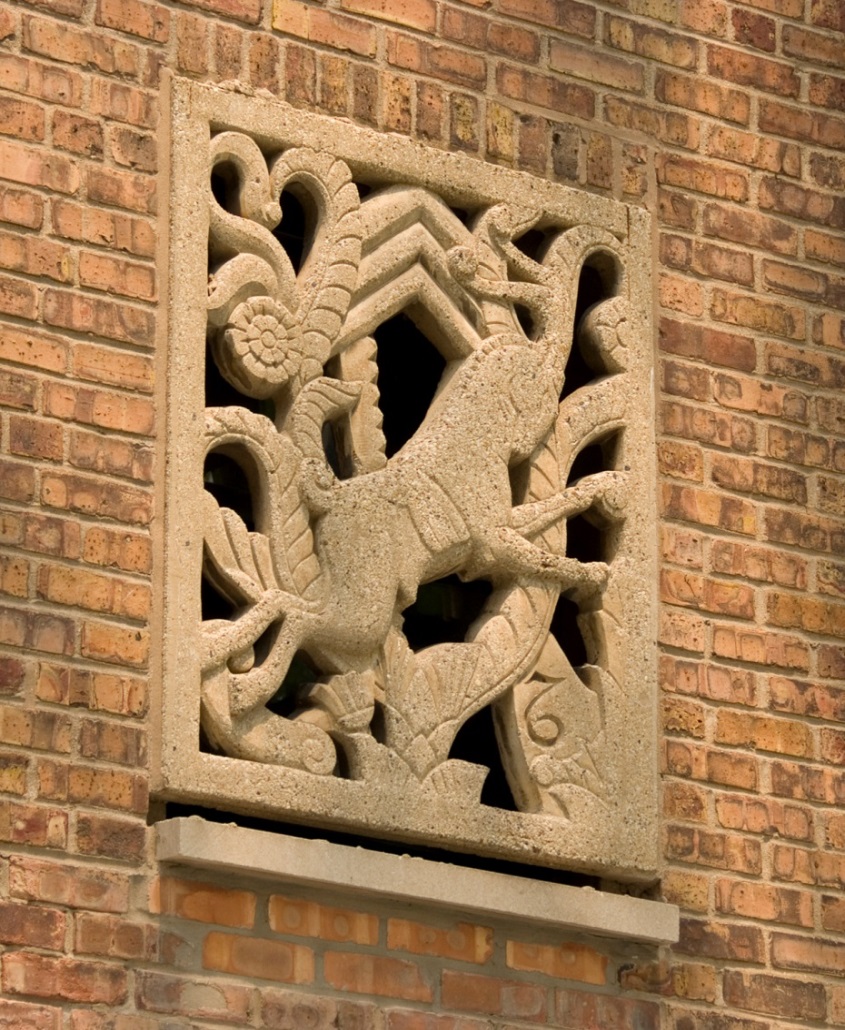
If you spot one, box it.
[0,705,71,751]
[606,16,697,68]
[711,541,806,589]
[0,749,28,791]
[89,79,157,129]
[772,762,845,808]
[661,234,754,285]
[712,624,809,671]
[667,826,762,873]
[662,483,756,534]
[663,781,707,822]
[0,271,38,320]
[80,620,149,667]
[0,184,43,229]
[550,39,642,92]
[677,919,764,963]
[659,189,698,230]
[0,1000,61,1030]
[203,931,314,983]
[73,343,154,391]
[52,110,103,158]
[712,288,806,341]
[497,0,595,37]
[108,126,157,173]
[326,952,433,1003]
[620,959,717,1002]
[660,318,757,372]
[555,989,658,1029]
[69,430,153,483]
[716,794,812,841]
[0,95,46,142]
[442,10,539,62]
[339,0,436,32]
[44,291,154,347]
[352,64,378,125]
[441,970,545,1020]
[732,8,775,51]
[22,16,141,78]
[86,166,155,215]
[212,24,241,79]
[181,0,260,21]
[382,73,411,133]
[78,250,152,300]
[135,970,251,1021]
[3,953,127,1005]
[388,33,486,90]
[812,0,845,30]
[74,912,157,961]
[711,454,806,504]
[760,98,845,150]
[41,471,152,525]
[285,45,316,107]
[450,93,480,153]
[496,63,595,120]
[658,440,703,481]
[9,855,129,912]
[82,526,151,574]
[508,940,606,984]
[19,513,81,561]
[769,592,845,638]
[43,381,153,435]
[416,80,444,142]
[659,156,750,205]
[0,901,66,949]
[75,812,146,862]
[783,24,843,68]
[0,799,66,848]
[95,0,169,42]
[723,971,825,1021]
[0,605,74,655]
[9,415,63,462]
[714,372,806,423]
[36,664,147,717]
[707,44,799,97]
[761,176,845,231]
[152,876,256,928]
[389,919,492,964]
[385,1014,489,1030]
[656,70,749,124]
[269,896,378,945]
[716,879,811,927]
[0,52,83,107]
[661,569,754,618]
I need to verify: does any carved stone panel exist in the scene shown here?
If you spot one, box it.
[156,79,658,879]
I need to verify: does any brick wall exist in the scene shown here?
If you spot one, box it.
[0,0,843,1025]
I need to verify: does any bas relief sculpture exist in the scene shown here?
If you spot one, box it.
[159,81,658,878]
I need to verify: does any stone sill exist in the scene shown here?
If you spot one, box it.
[156,817,679,945]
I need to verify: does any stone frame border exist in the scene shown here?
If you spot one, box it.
[152,76,659,881]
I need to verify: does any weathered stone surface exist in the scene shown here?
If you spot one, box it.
[156,79,657,879]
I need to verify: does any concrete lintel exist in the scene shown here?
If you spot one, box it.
[156,817,679,945]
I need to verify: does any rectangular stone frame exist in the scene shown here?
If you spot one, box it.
[153,77,659,881]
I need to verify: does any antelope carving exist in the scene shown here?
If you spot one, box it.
[197,130,634,811]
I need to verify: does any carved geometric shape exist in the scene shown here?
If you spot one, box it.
[155,78,659,880]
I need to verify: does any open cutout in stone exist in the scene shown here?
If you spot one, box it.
[159,81,657,879]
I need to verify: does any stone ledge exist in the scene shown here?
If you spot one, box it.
[155,817,679,945]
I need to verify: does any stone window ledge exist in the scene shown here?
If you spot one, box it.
[156,817,679,945]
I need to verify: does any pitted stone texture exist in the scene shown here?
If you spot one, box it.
[157,78,658,879]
